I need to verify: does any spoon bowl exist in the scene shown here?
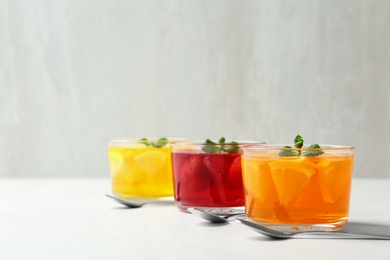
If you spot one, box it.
[103,193,173,208]
[236,219,390,240]
[188,208,245,223]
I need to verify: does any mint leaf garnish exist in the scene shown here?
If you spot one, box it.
[139,138,149,146]
[152,137,168,148]
[202,137,240,154]
[218,137,226,144]
[278,146,298,157]
[202,145,221,153]
[138,137,168,148]
[202,139,222,153]
[294,135,304,155]
[222,141,240,153]
[303,144,324,157]
[279,135,324,157]
[205,139,217,145]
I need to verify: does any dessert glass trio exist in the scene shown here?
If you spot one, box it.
[108,136,355,232]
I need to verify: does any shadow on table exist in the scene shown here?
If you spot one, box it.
[195,222,229,227]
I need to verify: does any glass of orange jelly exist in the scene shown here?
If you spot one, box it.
[241,144,355,232]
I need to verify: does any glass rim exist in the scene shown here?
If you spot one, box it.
[109,137,189,146]
[170,140,265,146]
[241,144,355,151]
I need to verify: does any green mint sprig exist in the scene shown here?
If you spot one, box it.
[201,137,240,154]
[302,144,324,157]
[139,137,168,148]
[294,135,304,155]
[278,146,298,157]
[278,135,324,157]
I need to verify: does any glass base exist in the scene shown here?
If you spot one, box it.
[112,190,173,200]
[113,193,174,203]
[177,203,244,214]
[248,218,349,233]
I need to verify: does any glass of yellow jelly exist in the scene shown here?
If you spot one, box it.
[108,138,185,199]
[241,144,355,232]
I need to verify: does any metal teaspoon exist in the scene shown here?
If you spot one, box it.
[103,193,173,208]
[188,208,245,223]
[236,219,390,240]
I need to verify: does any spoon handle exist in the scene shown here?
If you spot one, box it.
[236,219,390,240]
[224,213,246,220]
[103,193,143,208]
[294,231,390,240]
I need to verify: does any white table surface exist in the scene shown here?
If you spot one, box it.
[1,178,390,260]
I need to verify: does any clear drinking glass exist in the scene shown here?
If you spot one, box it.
[241,144,355,232]
[171,140,262,213]
[108,138,187,199]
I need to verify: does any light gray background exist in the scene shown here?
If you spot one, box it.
[0,0,389,177]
